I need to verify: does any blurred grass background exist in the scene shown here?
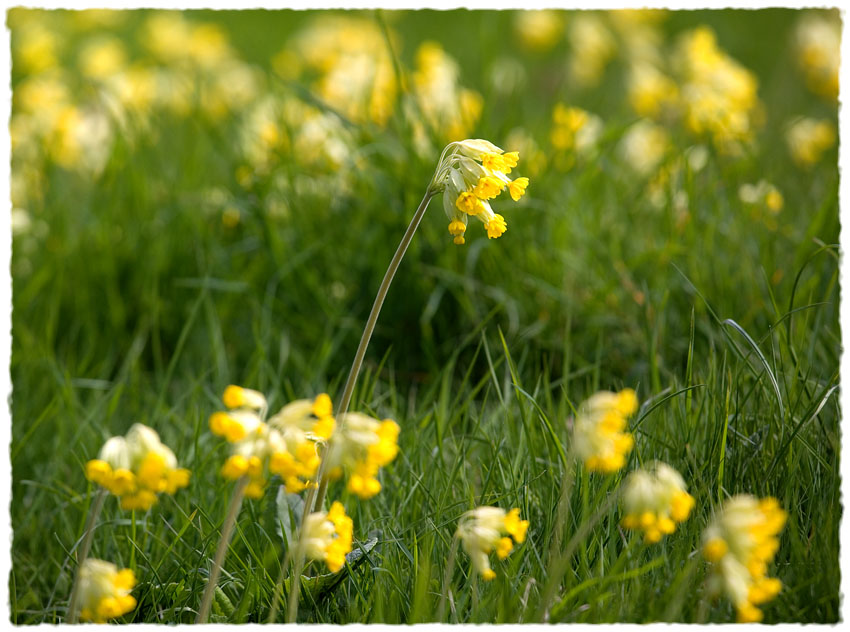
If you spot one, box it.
[9,8,840,624]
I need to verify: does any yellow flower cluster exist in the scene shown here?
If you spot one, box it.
[513,10,565,53]
[702,495,787,623]
[567,13,617,88]
[622,24,762,156]
[210,386,333,498]
[627,63,679,120]
[676,27,761,152]
[620,462,695,543]
[75,559,136,623]
[785,117,836,167]
[300,501,354,573]
[85,424,190,511]
[277,15,397,127]
[9,8,265,209]
[550,104,603,157]
[434,139,529,245]
[619,119,671,177]
[793,12,840,101]
[325,412,400,500]
[573,389,638,473]
[456,507,530,580]
[411,42,484,146]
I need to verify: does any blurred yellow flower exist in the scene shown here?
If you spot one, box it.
[412,42,483,145]
[619,119,670,176]
[785,117,836,167]
[739,180,784,228]
[567,13,616,88]
[551,104,603,159]
[85,424,190,511]
[75,559,137,623]
[14,22,60,74]
[675,26,761,152]
[325,412,400,499]
[456,506,529,580]
[620,461,695,543]
[78,36,126,80]
[433,139,529,244]
[573,389,637,473]
[627,63,679,119]
[300,501,354,573]
[702,495,787,623]
[514,10,565,52]
[794,12,840,100]
[279,15,397,127]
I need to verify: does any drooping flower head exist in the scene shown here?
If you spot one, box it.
[702,495,787,623]
[299,501,354,573]
[210,386,334,498]
[75,558,137,623]
[456,506,529,581]
[324,412,400,500]
[85,423,190,511]
[620,461,695,543]
[572,388,638,473]
[431,139,529,245]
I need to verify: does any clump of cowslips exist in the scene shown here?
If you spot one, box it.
[702,495,787,623]
[572,388,638,473]
[620,461,695,543]
[324,412,400,499]
[85,423,190,510]
[75,558,137,623]
[299,501,354,573]
[209,385,332,498]
[456,506,529,580]
[432,139,530,244]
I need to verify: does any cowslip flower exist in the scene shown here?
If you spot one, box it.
[572,388,638,473]
[514,10,565,53]
[550,104,603,156]
[785,117,836,167]
[619,119,670,176]
[75,558,136,623]
[620,461,695,543]
[432,139,529,245]
[299,501,354,573]
[794,12,840,100]
[675,26,760,152]
[324,412,400,500]
[210,386,333,498]
[702,495,787,623]
[456,506,529,580]
[627,62,679,119]
[85,424,190,511]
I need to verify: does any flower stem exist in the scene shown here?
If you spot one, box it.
[196,476,248,624]
[312,189,435,513]
[66,488,107,624]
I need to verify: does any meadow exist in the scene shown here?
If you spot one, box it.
[8,7,841,624]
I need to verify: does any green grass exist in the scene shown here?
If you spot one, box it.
[9,7,840,624]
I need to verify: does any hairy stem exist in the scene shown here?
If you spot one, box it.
[312,189,435,512]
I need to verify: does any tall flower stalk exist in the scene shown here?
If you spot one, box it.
[311,138,530,514]
[289,139,528,624]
